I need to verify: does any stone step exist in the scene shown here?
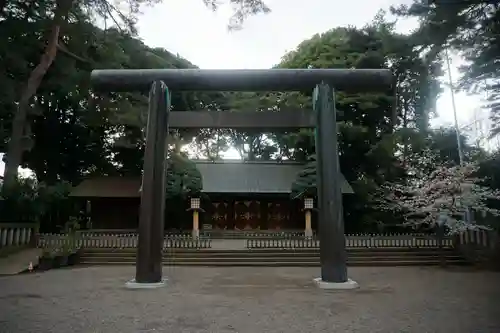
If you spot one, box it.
[82,252,462,259]
[82,257,463,264]
[82,251,458,259]
[79,260,468,267]
[82,247,457,255]
[78,247,468,267]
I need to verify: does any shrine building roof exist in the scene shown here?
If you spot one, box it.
[69,159,353,198]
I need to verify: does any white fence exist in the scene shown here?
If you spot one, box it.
[37,232,211,249]
[246,233,454,249]
[37,231,454,249]
[0,223,36,248]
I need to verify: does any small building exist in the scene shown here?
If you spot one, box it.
[70,160,353,232]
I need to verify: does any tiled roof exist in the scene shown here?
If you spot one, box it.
[196,160,300,193]
[195,160,353,194]
[69,160,353,197]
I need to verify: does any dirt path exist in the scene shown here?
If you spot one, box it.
[0,248,41,275]
[1,266,499,332]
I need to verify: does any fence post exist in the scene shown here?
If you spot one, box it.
[30,223,40,247]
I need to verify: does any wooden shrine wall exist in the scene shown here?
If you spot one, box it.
[203,197,303,230]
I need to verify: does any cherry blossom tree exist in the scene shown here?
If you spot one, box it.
[376,150,500,234]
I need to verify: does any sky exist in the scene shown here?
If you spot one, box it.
[0,0,493,176]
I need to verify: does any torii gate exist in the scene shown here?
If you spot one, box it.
[90,68,393,289]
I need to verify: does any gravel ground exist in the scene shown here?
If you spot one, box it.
[0,266,499,333]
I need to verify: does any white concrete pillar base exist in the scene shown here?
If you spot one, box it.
[125,278,167,289]
[313,277,359,290]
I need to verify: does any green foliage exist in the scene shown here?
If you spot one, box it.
[6,0,494,234]
[0,9,216,181]
[477,151,500,190]
[218,13,443,231]
[291,155,318,199]
[165,154,203,199]
[276,19,438,162]
[0,0,267,183]
[392,1,500,137]
[0,178,72,223]
[428,127,485,165]
[203,0,270,30]
[280,16,435,177]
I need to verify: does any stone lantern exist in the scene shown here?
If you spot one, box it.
[303,197,314,238]
[188,197,202,238]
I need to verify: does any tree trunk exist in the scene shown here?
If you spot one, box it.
[3,0,71,187]
[172,133,182,154]
[215,130,220,159]
[247,136,256,160]
[401,98,409,168]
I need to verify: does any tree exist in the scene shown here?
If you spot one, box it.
[290,154,318,199]
[186,129,230,160]
[391,1,500,137]
[427,127,486,166]
[2,0,146,186]
[221,91,283,160]
[203,12,443,232]
[204,0,270,31]
[1,0,270,186]
[270,14,441,231]
[377,149,500,233]
[0,177,73,232]
[477,150,500,190]
[0,1,237,183]
[165,153,202,199]
[1,21,196,182]
[273,15,439,165]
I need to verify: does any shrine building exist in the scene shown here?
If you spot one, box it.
[69,160,353,235]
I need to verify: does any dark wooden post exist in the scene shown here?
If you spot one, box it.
[314,83,348,284]
[134,81,170,284]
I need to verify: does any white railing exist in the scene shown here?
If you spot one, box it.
[37,232,212,249]
[345,233,453,248]
[38,232,139,249]
[246,233,452,249]
[0,223,36,248]
[37,231,464,250]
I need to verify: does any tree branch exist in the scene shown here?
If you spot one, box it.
[57,42,91,64]
[4,0,72,186]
